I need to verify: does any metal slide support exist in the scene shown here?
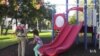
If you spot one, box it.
[93,0,97,48]
[96,0,100,49]
[99,0,100,25]
[66,0,68,23]
[51,10,55,40]
[84,0,88,49]
[76,0,79,44]
[76,0,79,24]
[99,0,100,50]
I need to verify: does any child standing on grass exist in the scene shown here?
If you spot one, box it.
[32,29,43,56]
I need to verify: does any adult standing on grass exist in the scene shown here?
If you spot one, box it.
[15,19,28,56]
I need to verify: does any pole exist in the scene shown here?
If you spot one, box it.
[92,0,97,48]
[99,0,100,25]
[76,0,79,44]
[51,9,55,40]
[66,0,68,23]
[76,0,79,24]
[84,0,88,49]
[98,0,100,50]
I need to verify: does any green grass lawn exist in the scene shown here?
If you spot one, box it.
[0,32,51,49]
[0,30,92,50]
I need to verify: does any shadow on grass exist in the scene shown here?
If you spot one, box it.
[0,39,18,49]
[0,37,10,40]
[40,31,51,33]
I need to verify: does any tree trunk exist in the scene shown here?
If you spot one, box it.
[1,25,3,35]
[16,18,18,26]
[36,18,39,30]
[1,19,5,35]
[4,18,13,35]
[39,22,42,32]
[0,26,1,34]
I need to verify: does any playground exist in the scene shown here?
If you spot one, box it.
[38,0,100,56]
[0,0,100,56]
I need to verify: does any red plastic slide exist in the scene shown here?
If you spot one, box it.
[39,7,83,56]
[39,24,73,55]
[45,23,83,56]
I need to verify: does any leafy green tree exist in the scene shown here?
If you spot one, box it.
[0,0,9,35]
[69,15,76,24]
[0,0,54,34]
